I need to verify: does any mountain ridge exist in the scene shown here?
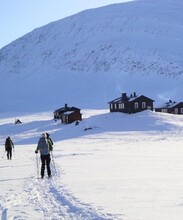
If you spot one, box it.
[0,0,183,112]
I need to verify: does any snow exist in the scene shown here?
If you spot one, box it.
[1,109,183,220]
[0,0,183,112]
[1,0,183,219]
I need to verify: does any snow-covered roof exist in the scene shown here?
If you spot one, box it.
[156,101,179,109]
[109,94,154,104]
[64,111,75,115]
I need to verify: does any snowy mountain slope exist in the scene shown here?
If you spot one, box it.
[0,0,183,112]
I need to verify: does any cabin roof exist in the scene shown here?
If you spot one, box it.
[63,111,75,115]
[156,101,182,109]
[54,106,80,113]
[108,94,154,104]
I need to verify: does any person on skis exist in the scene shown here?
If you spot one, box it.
[5,136,14,160]
[46,133,54,145]
[35,133,53,178]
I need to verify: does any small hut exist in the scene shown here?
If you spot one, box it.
[54,104,82,124]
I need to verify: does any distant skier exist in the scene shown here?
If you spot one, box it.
[35,133,53,178]
[5,136,14,160]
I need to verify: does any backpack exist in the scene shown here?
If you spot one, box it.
[5,138,12,150]
[38,137,49,155]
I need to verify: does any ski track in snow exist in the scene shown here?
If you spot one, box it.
[25,170,118,220]
[0,162,119,220]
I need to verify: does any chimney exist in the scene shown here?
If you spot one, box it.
[65,103,68,109]
[134,92,136,97]
[122,93,127,100]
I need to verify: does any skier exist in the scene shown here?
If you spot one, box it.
[35,133,53,178]
[46,133,54,145]
[5,136,14,160]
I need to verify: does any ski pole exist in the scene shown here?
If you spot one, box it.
[36,153,39,178]
[50,151,57,175]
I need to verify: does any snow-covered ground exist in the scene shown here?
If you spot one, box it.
[1,109,183,220]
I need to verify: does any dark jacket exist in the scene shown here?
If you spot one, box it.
[5,137,14,151]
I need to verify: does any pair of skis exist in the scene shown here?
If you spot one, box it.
[36,152,57,179]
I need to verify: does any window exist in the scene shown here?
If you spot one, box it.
[181,108,183,114]
[114,104,117,109]
[119,103,125,109]
[134,102,138,109]
[142,102,146,109]
[162,109,167,113]
[174,108,178,114]
[110,104,113,109]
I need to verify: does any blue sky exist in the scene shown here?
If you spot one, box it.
[1,0,132,49]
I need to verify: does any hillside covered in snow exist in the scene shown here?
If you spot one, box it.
[1,109,183,220]
[0,0,183,112]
